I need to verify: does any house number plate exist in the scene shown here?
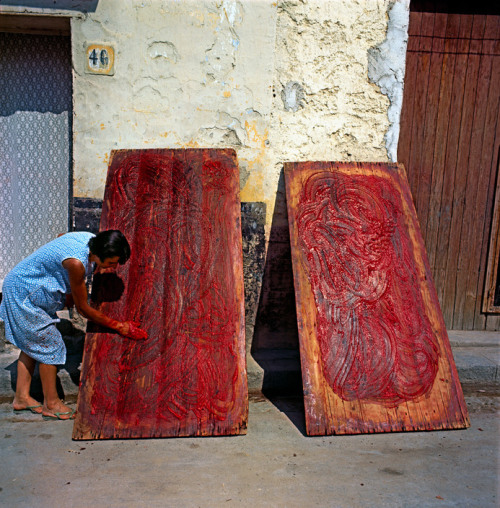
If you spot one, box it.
[85,45,115,75]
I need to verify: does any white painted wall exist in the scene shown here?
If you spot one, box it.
[3,0,410,229]
[71,0,277,205]
[70,0,408,228]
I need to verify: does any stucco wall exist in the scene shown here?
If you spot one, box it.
[71,0,277,205]
[1,0,410,349]
[69,0,406,227]
[272,0,391,165]
[68,0,408,350]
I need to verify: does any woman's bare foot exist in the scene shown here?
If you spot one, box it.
[13,396,43,414]
[42,400,76,420]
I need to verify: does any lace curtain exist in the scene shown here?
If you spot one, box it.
[0,33,72,289]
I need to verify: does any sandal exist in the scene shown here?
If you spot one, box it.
[13,405,43,415]
[42,409,76,421]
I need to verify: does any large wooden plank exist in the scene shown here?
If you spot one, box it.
[285,161,469,436]
[432,14,466,318]
[441,14,474,326]
[453,14,488,329]
[424,12,454,275]
[461,15,492,328]
[73,148,248,439]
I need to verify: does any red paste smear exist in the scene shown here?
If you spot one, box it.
[85,151,240,427]
[296,171,439,407]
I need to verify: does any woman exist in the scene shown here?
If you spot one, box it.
[0,230,147,420]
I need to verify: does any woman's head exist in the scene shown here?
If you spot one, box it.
[88,230,131,265]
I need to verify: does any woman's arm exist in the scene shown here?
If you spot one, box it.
[62,258,147,340]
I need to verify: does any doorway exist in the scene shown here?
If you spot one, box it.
[0,27,72,289]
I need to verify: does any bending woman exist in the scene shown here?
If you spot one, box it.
[0,230,147,420]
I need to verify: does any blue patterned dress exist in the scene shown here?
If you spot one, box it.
[0,232,95,365]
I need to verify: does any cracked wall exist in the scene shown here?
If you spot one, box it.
[67,0,409,348]
[72,0,276,202]
[71,0,407,217]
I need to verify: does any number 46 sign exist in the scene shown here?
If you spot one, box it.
[85,45,115,75]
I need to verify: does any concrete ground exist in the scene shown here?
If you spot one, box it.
[0,320,498,507]
[0,388,498,508]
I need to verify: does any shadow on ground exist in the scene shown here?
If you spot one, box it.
[261,389,307,436]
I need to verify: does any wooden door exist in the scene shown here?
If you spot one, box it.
[398,3,500,330]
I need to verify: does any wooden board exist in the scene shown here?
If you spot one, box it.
[284,162,469,436]
[73,148,248,439]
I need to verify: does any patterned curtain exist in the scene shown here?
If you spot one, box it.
[0,33,72,289]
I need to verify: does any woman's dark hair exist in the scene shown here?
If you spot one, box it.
[88,230,131,264]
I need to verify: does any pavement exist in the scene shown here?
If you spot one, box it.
[0,388,498,507]
[0,317,498,507]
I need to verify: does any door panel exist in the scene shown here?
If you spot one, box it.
[398,6,500,330]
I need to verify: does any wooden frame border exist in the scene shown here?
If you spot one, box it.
[483,158,500,313]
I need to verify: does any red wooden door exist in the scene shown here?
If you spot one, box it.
[398,3,500,330]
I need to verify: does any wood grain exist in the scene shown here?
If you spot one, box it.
[73,148,248,440]
[397,10,421,187]
[398,10,500,330]
[476,15,500,330]
[284,161,469,435]
[461,15,490,327]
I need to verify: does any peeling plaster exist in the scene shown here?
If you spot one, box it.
[148,41,180,63]
[203,0,244,79]
[281,81,305,112]
[71,0,396,210]
[367,0,410,162]
[198,126,242,147]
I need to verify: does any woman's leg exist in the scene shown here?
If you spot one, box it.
[13,351,42,413]
[39,363,75,419]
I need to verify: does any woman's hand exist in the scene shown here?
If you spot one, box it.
[117,321,148,340]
